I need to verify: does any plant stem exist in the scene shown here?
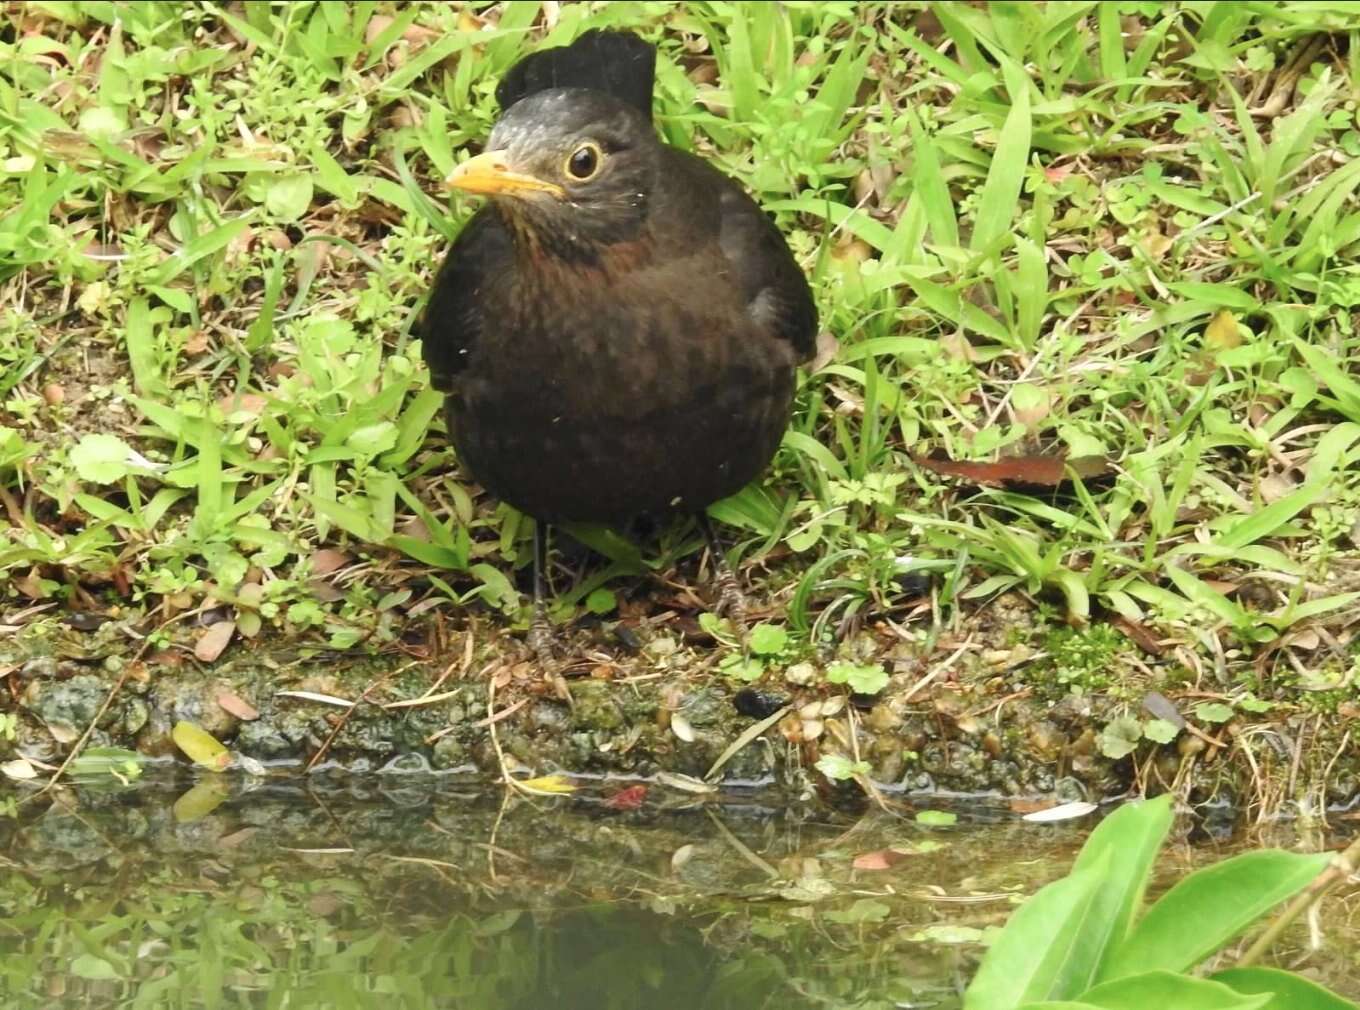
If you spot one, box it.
[1237,834,1360,967]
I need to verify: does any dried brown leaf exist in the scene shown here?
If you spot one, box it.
[310,549,351,576]
[216,690,259,721]
[194,620,235,663]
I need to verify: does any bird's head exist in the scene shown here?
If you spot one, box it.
[446,89,659,259]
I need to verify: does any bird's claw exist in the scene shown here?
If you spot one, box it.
[527,612,558,668]
[713,568,750,641]
[528,610,573,704]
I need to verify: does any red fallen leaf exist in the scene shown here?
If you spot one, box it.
[914,453,1111,490]
[1044,162,1074,183]
[216,690,259,721]
[853,848,910,871]
[605,785,648,811]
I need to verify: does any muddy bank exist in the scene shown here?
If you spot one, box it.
[4,608,1358,811]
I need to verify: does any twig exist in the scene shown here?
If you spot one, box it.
[303,662,416,773]
[705,808,779,878]
[1237,834,1360,968]
[26,611,195,802]
[704,704,790,782]
[900,636,974,704]
[382,688,463,710]
[485,674,562,798]
[470,697,528,729]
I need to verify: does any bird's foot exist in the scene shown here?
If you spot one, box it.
[712,566,750,641]
[527,616,558,667]
[527,610,573,705]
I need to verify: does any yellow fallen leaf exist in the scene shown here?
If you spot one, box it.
[172,721,232,772]
[1204,309,1241,352]
[172,778,231,823]
[516,773,576,795]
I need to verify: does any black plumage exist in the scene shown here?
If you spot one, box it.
[421,29,817,657]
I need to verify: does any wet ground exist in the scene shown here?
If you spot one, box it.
[2,770,1357,1008]
[8,609,1359,817]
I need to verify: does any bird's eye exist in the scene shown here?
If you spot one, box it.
[565,143,602,181]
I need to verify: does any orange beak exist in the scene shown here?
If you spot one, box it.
[445,150,565,199]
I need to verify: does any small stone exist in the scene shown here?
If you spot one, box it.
[19,657,58,680]
[785,662,817,686]
[1177,734,1206,757]
[646,635,677,659]
[431,735,468,769]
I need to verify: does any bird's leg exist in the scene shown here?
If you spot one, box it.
[699,514,749,636]
[527,520,557,665]
[528,521,573,704]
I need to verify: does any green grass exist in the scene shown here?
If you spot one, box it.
[2,2,1360,718]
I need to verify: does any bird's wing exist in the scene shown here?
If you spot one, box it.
[674,153,817,363]
[495,29,656,120]
[715,181,818,362]
[420,207,513,392]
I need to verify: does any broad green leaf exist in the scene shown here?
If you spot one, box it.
[124,296,167,397]
[748,623,787,656]
[70,433,133,484]
[70,954,120,981]
[304,494,383,542]
[1078,970,1270,1009]
[1068,795,1174,983]
[908,109,958,248]
[970,59,1031,252]
[964,850,1112,1010]
[150,216,251,286]
[1097,718,1143,760]
[1194,702,1233,724]
[1261,69,1333,202]
[1099,850,1332,981]
[1207,481,1329,552]
[584,588,616,615]
[826,661,889,695]
[782,429,847,480]
[815,754,866,780]
[916,810,958,827]
[68,747,149,778]
[1295,340,1360,422]
[265,173,313,221]
[1211,968,1360,1010]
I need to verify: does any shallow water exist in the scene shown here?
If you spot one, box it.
[1,770,1356,1008]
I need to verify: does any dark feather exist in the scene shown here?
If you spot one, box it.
[495,29,656,120]
[660,148,819,363]
[421,208,512,391]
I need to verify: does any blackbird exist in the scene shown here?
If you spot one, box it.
[421,29,817,661]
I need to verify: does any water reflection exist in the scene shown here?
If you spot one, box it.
[1,772,1353,1008]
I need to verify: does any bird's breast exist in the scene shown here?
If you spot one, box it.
[475,255,760,414]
